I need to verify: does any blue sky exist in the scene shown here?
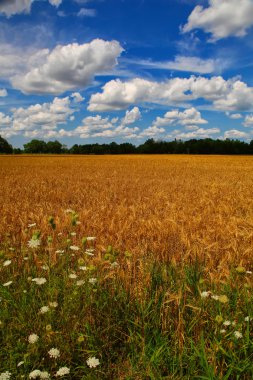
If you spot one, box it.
[1,0,253,147]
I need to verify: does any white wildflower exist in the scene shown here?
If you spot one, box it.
[41,265,49,271]
[70,232,76,236]
[211,295,219,301]
[89,278,97,285]
[28,223,36,228]
[28,334,39,344]
[76,221,81,225]
[69,273,78,279]
[55,250,64,254]
[39,372,50,379]
[69,246,79,251]
[3,260,11,267]
[234,331,243,339]
[23,257,29,261]
[86,356,100,368]
[32,278,47,285]
[39,306,50,314]
[220,329,226,334]
[76,280,85,286]
[0,372,11,380]
[79,266,87,271]
[86,237,96,241]
[223,320,231,326]
[3,281,12,287]
[48,348,60,359]
[28,239,41,249]
[29,370,41,379]
[245,316,252,322]
[246,271,252,274]
[49,302,58,308]
[17,361,24,367]
[200,291,211,299]
[55,367,70,377]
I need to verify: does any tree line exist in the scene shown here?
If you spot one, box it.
[1,135,253,155]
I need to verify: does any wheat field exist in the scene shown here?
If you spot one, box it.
[1,155,253,379]
[1,154,253,270]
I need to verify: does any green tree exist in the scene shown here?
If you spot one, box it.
[0,135,13,154]
[23,139,47,154]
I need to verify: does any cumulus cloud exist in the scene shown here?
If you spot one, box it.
[11,39,123,95]
[183,0,253,41]
[122,107,141,125]
[0,95,82,139]
[224,129,249,139]
[140,125,165,137]
[213,81,253,111]
[153,107,207,128]
[88,76,253,112]
[243,115,253,127]
[168,127,220,140]
[71,92,84,103]
[0,88,7,97]
[0,0,62,17]
[226,112,243,119]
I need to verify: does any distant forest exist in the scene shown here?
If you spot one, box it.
[2,135,253,155]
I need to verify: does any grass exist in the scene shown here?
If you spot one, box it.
[0,212,252,379]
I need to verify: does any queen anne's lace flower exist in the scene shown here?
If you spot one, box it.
[32,278,47,285]
[3,281,12,287]
[28,334,39,344]
[234,331,243,339]
[48,348,60,359]
[28,239,41,249]
[86,356,100,368]
[55,367,70,377]
[29,370,41,379]
[0,372,11,380]
[3,260,11,267]
[39,306,50,314]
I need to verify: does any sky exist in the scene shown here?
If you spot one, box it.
[1,0,253,147]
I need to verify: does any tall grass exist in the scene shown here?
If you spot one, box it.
[0,212,252,379]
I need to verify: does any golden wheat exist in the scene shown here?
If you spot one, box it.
[1,154,253,274]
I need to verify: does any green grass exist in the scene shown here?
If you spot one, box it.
[0,214,252,379]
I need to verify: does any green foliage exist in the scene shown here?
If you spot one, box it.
[0,135,13,154]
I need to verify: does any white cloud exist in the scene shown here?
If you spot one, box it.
[140,125,165,137]
[71,92,84,103]
[0,88,7,97]
[0,0,62,17]
[169,127,220,140]
[213,81,253,111]
[224,129,249,139]
[243,115,253,127]
[48,0,62,6]
[122,107,141,125]
[0,112,12,127]
[88,76,253,112]
[153,107,207,128]
[183,0,253,41]
[11,39,123,95]
[128,55,224,74]
[1,96,79,139]
[77,8,96,17]
[226,112,243,119]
